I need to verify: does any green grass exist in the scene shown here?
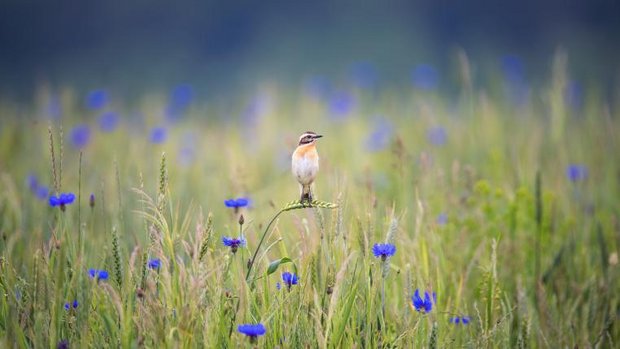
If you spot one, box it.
[0,57,618,348]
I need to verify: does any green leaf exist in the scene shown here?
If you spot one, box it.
[330,283,357,348]
[266,257,295,276]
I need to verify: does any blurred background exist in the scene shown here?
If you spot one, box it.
[1,0,619,102]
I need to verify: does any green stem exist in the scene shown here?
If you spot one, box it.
[229,207,285,339]
[245,208,285,282]
[381,272,386,319]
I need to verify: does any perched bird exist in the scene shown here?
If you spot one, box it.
[292,131,323,202]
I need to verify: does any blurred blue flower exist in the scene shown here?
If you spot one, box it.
[36,186,49,200]
[348,61,378,89]
[26,175,50,200]
[282,272,299,290]
[149,127,167,144]
[372,243,396,261]
[70,124,91,149]
[365,118,393,151]
[276,282,281,290]
[222,237,246,253]
[500,55,529,106]
[304,75,332,100]
[49,193,75,210]
[64,302,69,311]
[427,126,447,146]
[328,90,355,120]
[412,64,439,90]
[436,213,448,225]
[449,316,470,325]
[243,94,271,125]
[88,269,109,281]
[57,339,69,349]
[501,55,525,84]
[89,193,95,208]
[224,198,249,209]
[47,96,62,120]
[86,89,109,110]
[148,258,161,270]
[238,323,266,340]
[566,164,588,182]
[412,289,436,313]
[27,174,38,191]
[98,112,119,132]
[178,147,195,167]
[165,84,194,121]
[565,80,584,111]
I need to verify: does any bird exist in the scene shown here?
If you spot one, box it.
[292,131,323,203]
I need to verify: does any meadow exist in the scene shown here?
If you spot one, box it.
[0,53,618,348]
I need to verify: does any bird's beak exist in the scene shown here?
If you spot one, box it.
[314,134,323,139]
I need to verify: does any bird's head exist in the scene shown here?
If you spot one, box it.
[298,131,323,146]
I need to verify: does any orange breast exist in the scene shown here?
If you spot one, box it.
[294,143,318,159]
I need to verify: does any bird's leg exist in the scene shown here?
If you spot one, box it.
[300,185,312,204]
[299,185,307,203]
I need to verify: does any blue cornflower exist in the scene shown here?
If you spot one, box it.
[348,61,378,89]
[98,111,119,132]
[500,55,525,84]
[500,55,529,106]
[412,289,436,313]
[427,126,447,146]
[165,84,194,121]
[237,323,266,342]
[70,124,91,149]
[27,174,38,191]
[36,186,49,200]
[88,269,109,281]
[372,243,396,261]
[412,64,439,90]
[449,316,470,325]
[26,175,49,200]
[86,89,109,110]
[565,80,583,111]
[304,75,332,100]
[49,193,76,211]
[566,164,588,182]
[224,198,249,210]
[148,258,161,270]
[178,146,195,167]
[365,118,393,152]
[57,339,69,349]
[222,237,246,253]
[328,90,355,120]
[436,213,448,225]
[47,96,62,120]
[150,127,167,144]
[281,272,299,290]
[64,300,78,310]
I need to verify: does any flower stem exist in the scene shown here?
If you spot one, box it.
[245,208,285,282]
[381,264,386,319]
[229,207,285,339]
